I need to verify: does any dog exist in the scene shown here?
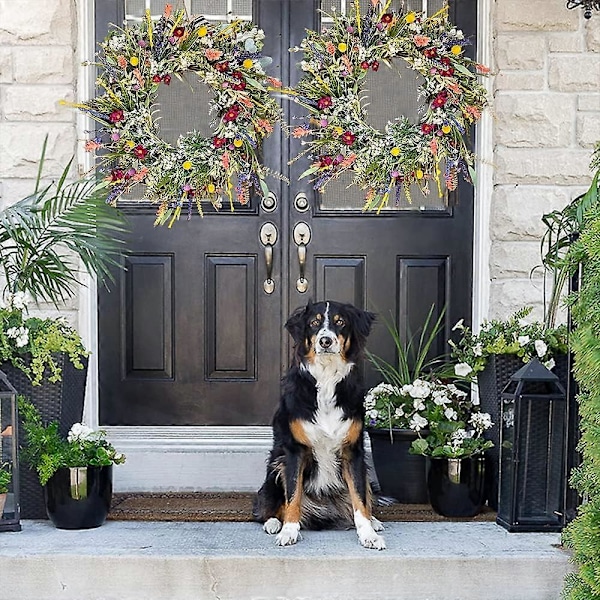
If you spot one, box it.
[253,300,386,550]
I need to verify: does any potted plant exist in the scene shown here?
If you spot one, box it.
[410,391,494,518]
[365,306,451,503]
[449,307,569,509]
[365,378,469,504]
[0,136,126,518]
[18,397,125,529]
[0,463,11,515]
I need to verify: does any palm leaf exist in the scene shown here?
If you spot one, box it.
[0,139,128,306]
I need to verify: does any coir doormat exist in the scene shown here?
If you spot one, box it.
[108,492,496,523]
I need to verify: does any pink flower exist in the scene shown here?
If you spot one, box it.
[414,35,431,48]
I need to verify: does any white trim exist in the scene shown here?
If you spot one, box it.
[472,0,493,333]
[106,425,273,452]
[77,0,100,430]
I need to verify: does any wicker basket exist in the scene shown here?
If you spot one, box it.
[477,353,569,510]
[2,355,88,519]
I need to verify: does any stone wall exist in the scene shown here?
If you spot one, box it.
[490,1,600,322]
[0,0,79,321]
[0,0,599,327]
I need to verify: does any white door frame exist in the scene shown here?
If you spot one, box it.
[76,0,493,492]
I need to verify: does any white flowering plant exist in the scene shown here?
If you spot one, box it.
[448,306,568,380]
[403,383,494,459]
[19,398,126,486]
[365,378,474,437]
[0,293,88,385]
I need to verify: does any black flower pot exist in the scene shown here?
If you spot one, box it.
[427,456,486,518]
[44,465,112,529]
[368,428,429,504]
[2,354,89,519]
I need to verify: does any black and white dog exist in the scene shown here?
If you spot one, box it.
[253,300,386,550]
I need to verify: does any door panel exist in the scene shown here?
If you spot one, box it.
[96,0,476,426]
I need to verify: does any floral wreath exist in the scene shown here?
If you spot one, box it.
[288,2,490,211]
[73,5,283,226]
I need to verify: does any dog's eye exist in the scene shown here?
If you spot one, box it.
[310,318,321,328]
[334,317,345,327]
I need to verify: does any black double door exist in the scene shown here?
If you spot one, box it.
[97,0,476,426]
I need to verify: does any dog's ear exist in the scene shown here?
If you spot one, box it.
[285,303,309,342]
[345,304,376,339]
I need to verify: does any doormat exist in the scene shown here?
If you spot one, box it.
[108,492,497,523]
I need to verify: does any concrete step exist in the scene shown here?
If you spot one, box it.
[1,520,573,600]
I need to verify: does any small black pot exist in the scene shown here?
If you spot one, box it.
[44,465,112,529]
[427,456,486,518]
[368,428,429,504]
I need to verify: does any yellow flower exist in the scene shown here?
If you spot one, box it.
[416,169,424,179]
[125,140,135,149]
[390,147,400,157]
[441,125,452,134]
[207,183,216,194]
[338,42,348,52]
[334,126,343,135]
[405,12,416,24]
[129,56,139,67]
[243,58,253,69]
[182,160,192,170]
[233,139,243,148]
[198,26,208,37]
[451,45,462,55]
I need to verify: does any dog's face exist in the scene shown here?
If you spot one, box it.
[285,301,375,363]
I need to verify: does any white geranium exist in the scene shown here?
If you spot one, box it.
[6,326,28,348]
[452,319,465,331]
[534,339,548,358]
[407,379,431,399]
[67,423,96,443]
[518,335,530,346]
[444,407,458,420]
[469,412,493,432]
[473,342,483,357]
[394,407,405,419]
[454,362,472,377]
[409,414,428,431]
[544,358,556,371]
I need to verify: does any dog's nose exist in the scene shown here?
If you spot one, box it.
[319,335,334,349]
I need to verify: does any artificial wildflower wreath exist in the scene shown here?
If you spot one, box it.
[288,1,490,211]
[73,5,283,226]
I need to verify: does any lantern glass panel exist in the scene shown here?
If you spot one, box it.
[0,371,21,532]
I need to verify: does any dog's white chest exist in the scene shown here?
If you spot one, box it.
[301,356,354,492]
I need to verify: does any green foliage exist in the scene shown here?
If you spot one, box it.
[366,304,450,389]
[0,463,11,494]
[0,301,87,385]
[0,135,127,306]
[449,306,568,376]
[562,153,600,599]
[541,141,600,329]
[18,397,126,486]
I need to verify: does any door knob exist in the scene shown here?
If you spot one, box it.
[259,222,277,294]
[293,222,311,293]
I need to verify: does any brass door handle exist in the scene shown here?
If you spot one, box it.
[293,222,311,293]
[259,222,277,294]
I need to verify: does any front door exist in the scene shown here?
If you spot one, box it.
[96,0,476,428]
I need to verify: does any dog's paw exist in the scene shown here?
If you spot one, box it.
[371,516,384,532]
[359,531,386,551]
[263,517,282,535]
[275,522,300,546]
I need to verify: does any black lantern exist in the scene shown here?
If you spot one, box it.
[497,358,568,532]
[0,370,21,532]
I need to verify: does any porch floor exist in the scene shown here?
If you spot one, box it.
[0,519,573,600]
